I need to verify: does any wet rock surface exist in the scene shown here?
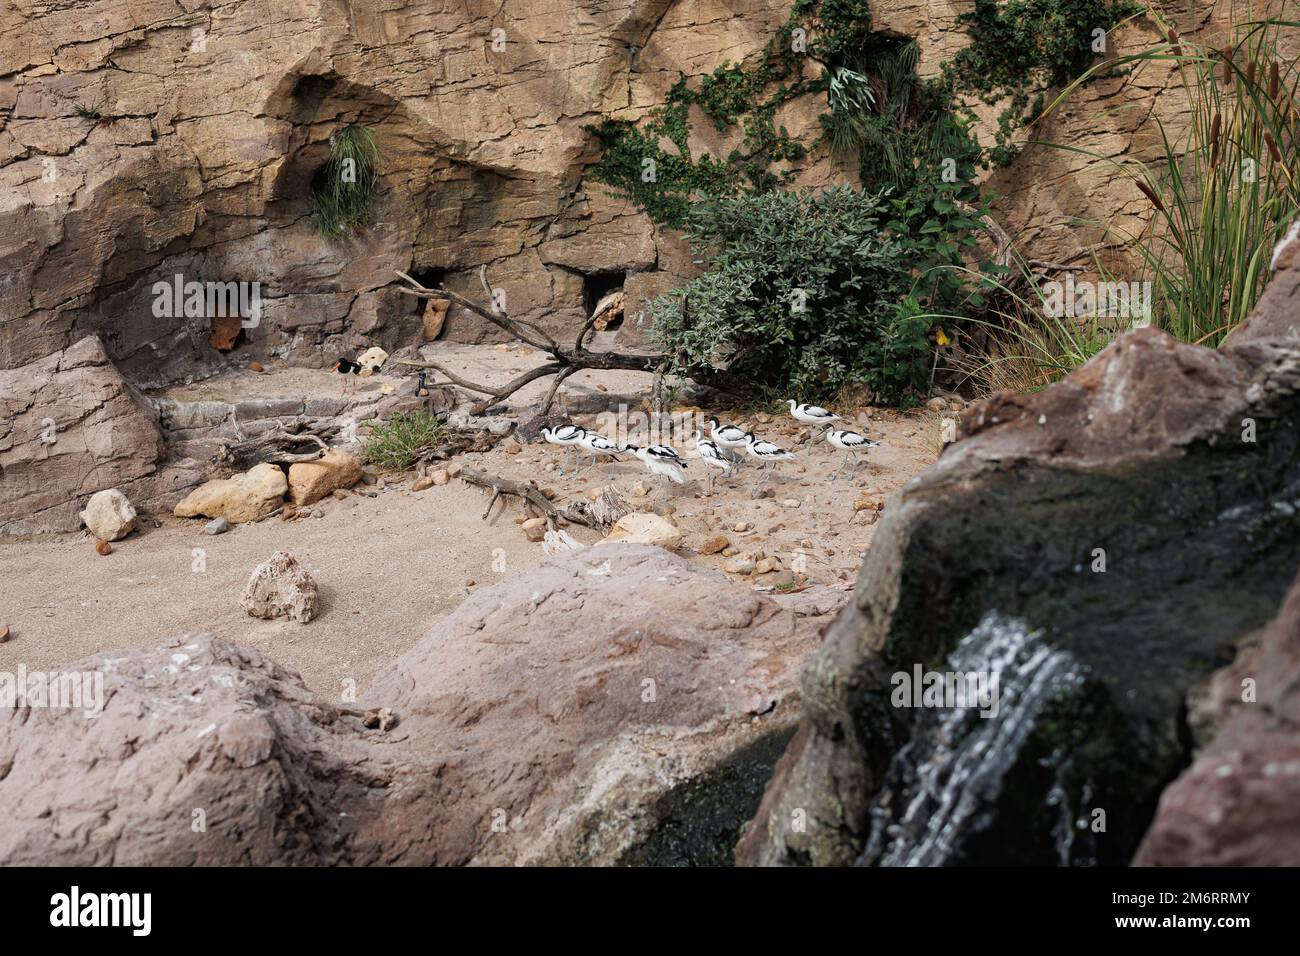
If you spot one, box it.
[738,327,1300,866]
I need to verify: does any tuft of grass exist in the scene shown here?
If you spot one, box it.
[926,257,1114,394]
[311,124,381,238]
[72,102,102,120]
[361,411,448,470]
[1036,14,1299,347]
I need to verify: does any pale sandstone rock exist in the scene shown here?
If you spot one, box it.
[287,450,363,505]
[607,512,682,550]
[78,488,138,541]
[241,551,319,623]
[174,463,287,523]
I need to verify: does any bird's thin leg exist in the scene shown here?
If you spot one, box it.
[849,451,860,478]
[707,472,715,496]
[573,451,584,477]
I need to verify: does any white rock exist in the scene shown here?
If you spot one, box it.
[79,489,138,541]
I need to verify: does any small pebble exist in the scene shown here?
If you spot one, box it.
[205,517,230,535]
[95,539,112,555]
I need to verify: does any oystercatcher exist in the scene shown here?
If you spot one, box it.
[332,356,363,394]
[825,427,880,480]
[787,400,844,441]
[744,433,795,490]
[540,424,587,474]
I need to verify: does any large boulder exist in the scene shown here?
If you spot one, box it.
[173,463,287,523]
[737,327,1300,866]
[0,336,166,535]
[0,544,846,865]
[1134,572,1300,866]
[78,488,138,541]
[287,450,362,506]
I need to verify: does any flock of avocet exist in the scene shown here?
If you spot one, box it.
[540,400,880,494]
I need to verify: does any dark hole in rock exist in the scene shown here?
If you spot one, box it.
[584,271,625,331]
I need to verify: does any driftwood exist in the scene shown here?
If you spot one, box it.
[218,428,331,469]
[391,267,672,415]
[458,467,630,531]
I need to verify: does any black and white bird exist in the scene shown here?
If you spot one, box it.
[744,433,795,489]
[705,416,751,468]
[695,426,735,496]
[787,400,844,440]
[825,427,880,481]
[332,356,363,394]
[574,430,622,475]
[623,443,689,487]
[540,424,587,474]
[414,369,429,397]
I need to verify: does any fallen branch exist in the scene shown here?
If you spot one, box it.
[390,269,670,414]
[458,467,628,531]
[219,428,330,469]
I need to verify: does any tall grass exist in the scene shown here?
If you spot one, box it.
[362,411,447,470]
[1038,12,1299,346]
[927,258,1112,394]
[311,124,381,238]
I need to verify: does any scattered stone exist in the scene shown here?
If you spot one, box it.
[289,450,363,505]
[699,535,729,555]
[79,489,138,542]
[524,523,548,543]
[95,539,112,556]
[853,494,877,512]
[280,504,298,521]
[722,546,739,557]
[926,396,947,411]
[607,512,682,550]
[249,362,264,373]
[174,463,287,524]
[447,462,463,478]
[755,412,772,424]
[431,469,450,486]
[311,509,323,519]
[734,522,749,533]
[412,475,435,492]
[332,488,350,501]
[782,498,801,509]
[521,517,547,531]
[505,444,522,455]
[0,625,9,643]
[632,481,650,497]
[755,557,779,574]
[205,517,230,536]
[240,551,319,623]
[724,554,756,575]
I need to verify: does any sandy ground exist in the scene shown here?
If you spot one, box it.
[0,351,955,699]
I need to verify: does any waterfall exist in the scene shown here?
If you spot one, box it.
[859,612,1084,867]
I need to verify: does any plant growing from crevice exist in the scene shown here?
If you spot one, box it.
[310,124,381,238]
[72,102,102,120]
[361,410,448,470]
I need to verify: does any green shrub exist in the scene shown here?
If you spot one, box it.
[311,125,381,238]
[647,187,931,403]
[361,411,447,470]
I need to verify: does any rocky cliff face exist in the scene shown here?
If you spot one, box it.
[736,255,1300,866]
[3,0,1288,387]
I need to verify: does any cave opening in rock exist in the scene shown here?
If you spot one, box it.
[409,267,447,290]
[583,271,626,330]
